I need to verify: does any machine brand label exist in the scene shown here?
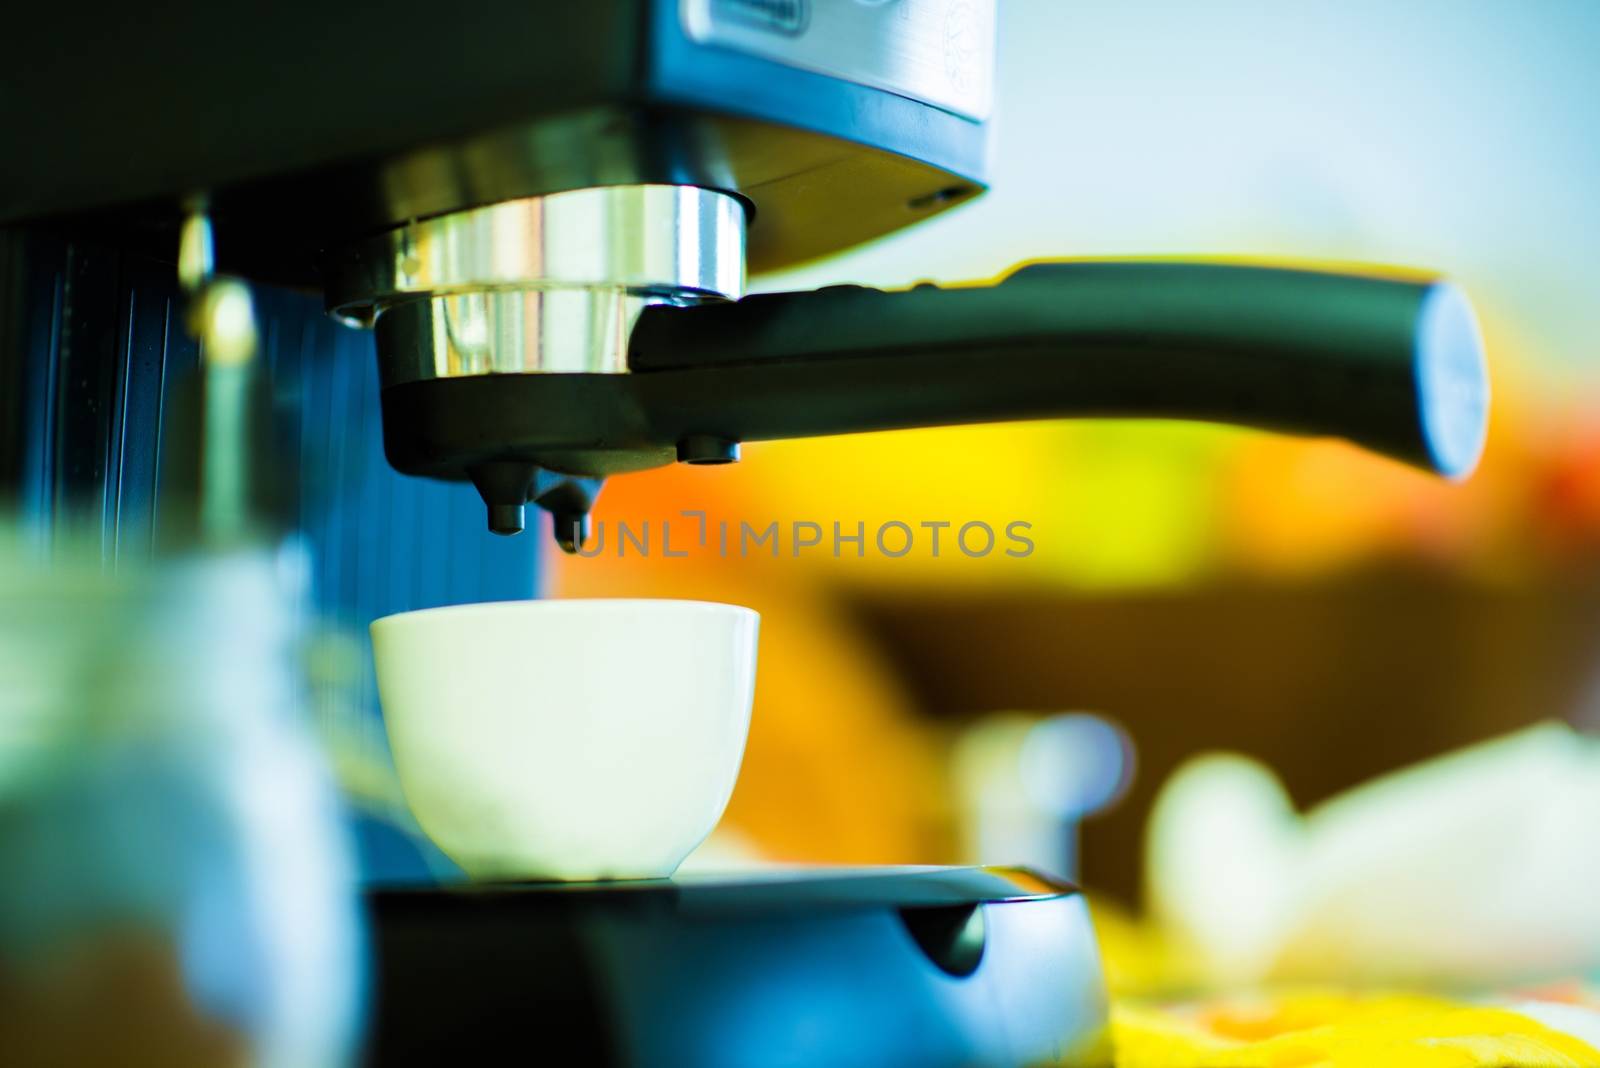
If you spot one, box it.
[682,0,995,121]
[712,0,809,35]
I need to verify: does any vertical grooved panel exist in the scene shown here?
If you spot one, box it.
[0,232,541,695]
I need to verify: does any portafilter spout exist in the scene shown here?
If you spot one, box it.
[325,184,747,544]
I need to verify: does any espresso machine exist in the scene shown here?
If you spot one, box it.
[0,1,1488,1065]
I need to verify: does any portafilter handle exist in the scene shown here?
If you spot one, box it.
[380,261,1490,546]
[627,261,1489,480]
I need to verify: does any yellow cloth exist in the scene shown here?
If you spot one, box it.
[1113,991,1600,1067]
[1090,899,1600,1066]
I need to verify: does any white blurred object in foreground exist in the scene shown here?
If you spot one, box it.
[1147,721,1600,987]
[0,542,364,1067]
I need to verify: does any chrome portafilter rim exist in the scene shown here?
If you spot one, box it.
[325,184,748,385]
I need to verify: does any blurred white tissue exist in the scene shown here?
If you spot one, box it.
[1146,721,1600,988]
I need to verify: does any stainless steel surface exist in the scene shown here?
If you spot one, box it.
[682,0,996,122]
[327,185,746,321]
[330,185,746,385]
[374,288,660,385]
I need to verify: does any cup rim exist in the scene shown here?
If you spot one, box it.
[371,598,758,634]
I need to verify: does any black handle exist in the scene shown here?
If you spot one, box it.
[629,262,1489,478]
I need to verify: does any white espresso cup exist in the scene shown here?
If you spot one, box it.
[371,599,758,881]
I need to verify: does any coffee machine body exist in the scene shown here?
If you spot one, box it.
[1,0,994,281]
